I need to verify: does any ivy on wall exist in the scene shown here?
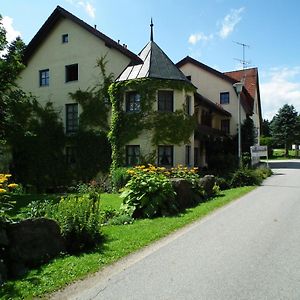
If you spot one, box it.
[108,78,196,169]
[69,56,114,132]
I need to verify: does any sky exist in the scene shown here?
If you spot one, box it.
[1,0,300,120]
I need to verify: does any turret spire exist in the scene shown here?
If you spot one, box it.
[150,18,154,42]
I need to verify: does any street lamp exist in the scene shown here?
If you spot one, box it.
[233,81,243,167]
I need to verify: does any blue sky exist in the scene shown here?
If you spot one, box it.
[2,0,300,120]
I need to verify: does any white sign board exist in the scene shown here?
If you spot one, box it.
[250,145,268,158]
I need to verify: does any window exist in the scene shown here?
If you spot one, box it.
[201,110,212,127]
[158,91,173,112]
[186,75,192,81]
[66,146,76,167]
[66,64,78,82]
[221,119,230,134]
[185,145,191,166]
[185,95,191,115]
[39,69,49,86]
[62,34,68,43]
[66,103,78,134]
[220,92,229,104]
[158,145,173,167]
[126,145,140,166]
[126,92,141,112]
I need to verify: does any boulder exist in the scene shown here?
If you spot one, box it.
[170,178,199,209]
[199,175,216,197]
[7,218,65,273]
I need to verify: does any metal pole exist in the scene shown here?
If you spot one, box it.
[238,92,242,167]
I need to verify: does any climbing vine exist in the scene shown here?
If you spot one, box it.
[108,78,196,169]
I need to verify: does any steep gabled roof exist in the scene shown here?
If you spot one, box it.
[176,56,254,115]
[23,6,142,65]
[117,41,190,82]
[224,68,258,100]
[225,67,262,123]
[176,56,236,84]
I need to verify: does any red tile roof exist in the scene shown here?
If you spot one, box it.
[224,68,258,101]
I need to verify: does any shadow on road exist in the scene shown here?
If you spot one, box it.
[268,161,300,169]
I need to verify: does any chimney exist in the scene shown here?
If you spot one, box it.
[94,25,97,29]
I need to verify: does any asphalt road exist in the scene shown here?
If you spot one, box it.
[52,160,300,300]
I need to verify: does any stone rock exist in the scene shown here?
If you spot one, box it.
[199,175,216,197]
[170,178,198,209]
[7,218,65,270]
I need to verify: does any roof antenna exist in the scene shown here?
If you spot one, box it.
[150,18,154,42]
[233,40,250,82]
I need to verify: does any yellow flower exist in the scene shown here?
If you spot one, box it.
[8,183,18,189]
[0,188,6,193]
[127,170,135,175]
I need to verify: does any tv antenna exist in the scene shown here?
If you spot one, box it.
[233,41,250,70]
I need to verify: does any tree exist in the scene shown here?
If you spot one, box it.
[261,119,271,137]
[0,15,26,141]
[270,104,299,156]
[241,116,255,153]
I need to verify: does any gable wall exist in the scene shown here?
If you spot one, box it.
[179,63,247,135]
[18,17,131,126]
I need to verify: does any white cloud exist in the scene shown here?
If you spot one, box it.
[260,67,300,120]
[65,0,96,18]
[218,7,245,39]
[188,32,214,45]
[2,16,21,43]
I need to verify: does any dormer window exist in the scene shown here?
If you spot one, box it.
[62,34,69,43]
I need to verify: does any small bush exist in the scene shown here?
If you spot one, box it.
[121,171,177,218]
[215,176,230,190]
[230,168,262,188]
[254,167,273,180]
[47,193,102,253]
[21,199,53,219]
[111,167,131,191]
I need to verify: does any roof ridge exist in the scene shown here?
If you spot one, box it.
[23,6,142,64]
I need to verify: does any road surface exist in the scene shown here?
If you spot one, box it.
[51,160,300,300]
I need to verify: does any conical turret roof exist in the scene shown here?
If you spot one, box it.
[117,40,190,82]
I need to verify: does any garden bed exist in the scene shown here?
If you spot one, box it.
[1,187,254,299]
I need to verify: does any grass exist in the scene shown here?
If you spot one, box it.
[1,187,254,299]
[271,148,300,159]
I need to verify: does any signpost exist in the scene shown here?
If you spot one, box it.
[250,145,268,166]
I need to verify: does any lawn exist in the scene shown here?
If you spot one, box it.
[271,148,300,159]
[1,187,254,299]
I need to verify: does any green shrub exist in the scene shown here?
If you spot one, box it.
[111,167,131,191]
[215,176,230,190]
[20,199,53,219]
[230,168,262,187]
[254,167,273,180]
[47,193,102,253]
[121,171,177,218]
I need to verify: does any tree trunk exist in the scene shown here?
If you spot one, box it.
[285,143,289,157]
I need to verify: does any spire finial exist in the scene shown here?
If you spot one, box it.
[150,18,154,42]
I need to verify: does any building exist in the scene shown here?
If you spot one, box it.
[113,22,195,167]
[18,6,141,136]
[176,56,262,166]
[18,6,262,169]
